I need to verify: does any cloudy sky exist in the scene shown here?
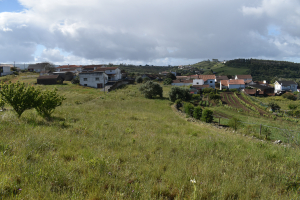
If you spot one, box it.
[0,0,300,66]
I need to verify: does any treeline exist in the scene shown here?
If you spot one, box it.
[225,59,300,81]
[117,64,178,74]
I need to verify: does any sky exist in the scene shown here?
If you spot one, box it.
[1,0,300,66]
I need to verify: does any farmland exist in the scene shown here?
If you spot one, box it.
[0,74,300,199]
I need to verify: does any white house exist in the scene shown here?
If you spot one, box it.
[28,63,47,72]
[220,79,245,90]
[79,72,108,88]
[193,79,204,86]
[235,75,252,82]
[95,67,122,81]
[191,75,215,88]
[0,65,13,76]
[274,81,298,93]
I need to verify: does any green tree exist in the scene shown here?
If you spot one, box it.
[0,94,5,110]
[183,102,194,116]
[268,102,281,111]
[139,81,163,99]
[201,109,213,123]
[35,88,66,119]
[288,104,298,110]
[0,82,40,117]
[193,106,202,120]
[71,76,80,84]
[166,73,176,80]
[163,78,173,85]
[135,76,143,83]
[202,88,214,94]
[143,77,150,83]
[169,87,191,102]
[228,117,241,131]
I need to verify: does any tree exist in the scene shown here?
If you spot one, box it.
[0,82,40,117]
[143,77,150,83]
[202,88,214,94]
[42,62,56,72]
[169,87,191,102]
[135,76,143,83]
[71,76,80,84]
[288,104,298,110]
[228,117,241,131]
[166,73,176,80]
[201,109,213,123]
[139,81,163,99]
[193,106,202,120]
[184,102,194,116]
[227,75,232,79]
[268,102,281,112]
[163,78,173,85]
[35,88,66,119]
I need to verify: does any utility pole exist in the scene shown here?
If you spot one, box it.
[103,73,105,94]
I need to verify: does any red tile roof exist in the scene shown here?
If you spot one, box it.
[57,65,81,69]
[220,80,229,86]
[229,79,245,85]
[188,75,216,82]
[94,67,119,71]
[244,89,256,95]
[236,75,252,79]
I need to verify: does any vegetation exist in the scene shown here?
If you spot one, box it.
[183,102,194,116]
[168,87,191,102]
[135,76,143,83]
[71,76,80,84]
[282,93,296,100]
[165,73,176,80]
[193,106,202,120]
[139,81,163,99]
[163,78,173,85]
[201,109,214,123]
[268,102,281,111]
[228,117,241,131]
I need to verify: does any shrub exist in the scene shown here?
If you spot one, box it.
[143,77,150,83]
[71,76,80,84]
[201,109,213,123]
[175,99,182,109]
[288,104,298,110]
[228,117,241,131]
[135,76,143,83]
[209,93,221,100]
[282,92,296,100]
[193,106,202,120]
[169,87,191,102]
[139,81,163,99]
[0,82,41,117]
[166,73,176,80]
[163,78,173,85]
[0,95,5,110]
[268,102,281,111]
[262,127,271,140]
[192,94,201,100]
[229,88,238,93]
[35,88,66,119]
[293,110,300,117]
[183,102,194,116]
[202,88,214,94]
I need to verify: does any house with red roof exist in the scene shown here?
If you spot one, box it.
[220,79,245,90]
[56,65,82,73]
[235,75,252,82]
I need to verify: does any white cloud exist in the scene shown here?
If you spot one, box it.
[0,0,300,64]
[2,27,12,32]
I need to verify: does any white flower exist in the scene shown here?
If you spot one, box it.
[190,179,196,184]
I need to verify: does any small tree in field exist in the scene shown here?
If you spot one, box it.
[228,117,241,131]
[169,87,191,102]
[201,109,213,123]
[183,102,194,116]
[0,95,5,110]
[163,78,173,85]
[135,76,143,83]
[193,106,202,120]
[35,88,66,119]
[139,81,163,99]
[0,82,40,117]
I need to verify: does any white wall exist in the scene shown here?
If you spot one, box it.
[105,68,122,80]
[1,66,12,76]
[228,84,245,90]
[193,79,204,85]
[79,72,108,88]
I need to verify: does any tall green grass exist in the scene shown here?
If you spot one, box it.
[0,81,300,199]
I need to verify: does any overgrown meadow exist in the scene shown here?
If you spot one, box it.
[0,75,300,199]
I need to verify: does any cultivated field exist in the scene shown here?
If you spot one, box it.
[0,74,300,199]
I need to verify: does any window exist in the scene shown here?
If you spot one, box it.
[84,78,87,81]
[196,82,199,85]
[210,81,213,83]
[110,70,112,72]
[95,77,99,81]
[84,84,87,86]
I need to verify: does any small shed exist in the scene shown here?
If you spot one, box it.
[52,71,74,81]
[37,75,63,85]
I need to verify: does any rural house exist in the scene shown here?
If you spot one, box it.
[56,65,82,73]
[79,72,108,88]
[235,75,252,82]
[220,79,245,90]
[0,65,13,76]
[190,75,216,88]
[274,80,298,93]
[171,79,193,86]
[94,67,122,81]
[28,63,49,72]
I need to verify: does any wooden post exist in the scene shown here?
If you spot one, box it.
[259,124,262,135]
[219,117,220,126]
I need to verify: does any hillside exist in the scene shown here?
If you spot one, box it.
[0,74,300,199]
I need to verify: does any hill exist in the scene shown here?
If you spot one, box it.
[0,74,300,199]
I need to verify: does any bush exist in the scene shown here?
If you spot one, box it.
[0,82,41,117]
[282,92,296,100]
[268,102,281,111]
[201,109,213,123]
[0,95,5,110]
[166,73,176,80]
[71,76,80,84]
[35,88,66,119]
[183,102,194,116]
[175,99,182,109]
[262,127,272,140]
[228,117,241,131]
[163,78,173,85]
[229,88,238,93]
[288,104,298,110]
[209,93,221,100]
[202,88,214,94]
[193,106,202,120]
[192,94,201,100]
[135,76,143,83]
[293,110,300,117]
[169,87,191,102]
[139,81,163,99]
[143,77,150,83]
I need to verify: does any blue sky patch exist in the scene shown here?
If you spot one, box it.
[268,25,281,36]
[0,0,24,13]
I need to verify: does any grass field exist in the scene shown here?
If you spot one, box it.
[1,74,300,199]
